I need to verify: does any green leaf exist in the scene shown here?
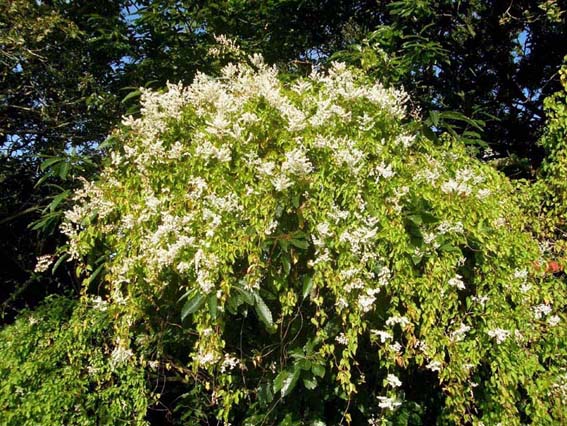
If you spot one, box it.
[273,370,288,393]
[58,161,70,180]
[181,293,206,321]
[281,367,300,397]
[49,190,71,212]
[121,89,141,104]
[52,253,69,274]
[40,157,63,172]
[235,285,255,306]
[428,110,440,127]
[84,263,104,288]
[290,239,308,250]
[407,214,423,225]
[312,363,325,378]
[303,375,317,390]
[258,382,274,406]
[254,293,273,328]
[282,255,291,277]
[278,239,290,252]
[302,275,314,300]
[292,193,300,208]
[207,293,218,319]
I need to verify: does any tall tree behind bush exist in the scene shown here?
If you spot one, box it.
[335,0,567,172]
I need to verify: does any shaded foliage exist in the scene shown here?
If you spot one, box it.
[335,0,567,171]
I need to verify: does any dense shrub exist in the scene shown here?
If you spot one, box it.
[0,296,150,425]
[25,57,567,424]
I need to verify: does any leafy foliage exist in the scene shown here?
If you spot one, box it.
[524,60,567,266]
[55,58,567,424]
[333,0,567,170]
[0,296,150,425]
[0,0,131,319]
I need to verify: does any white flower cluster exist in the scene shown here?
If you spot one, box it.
[377,395,402,410]
[441,167,483,196]
[532,303,552,320]
[487,328,510,344]
[371,329,393,343]
[34,254,54,273]
[450,323,471,342]
[385,374,402,388]
[448,274,466,290]
[220,354,241,373]
[110,341,134,368]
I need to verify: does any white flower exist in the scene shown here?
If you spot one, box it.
[339,224,378,255]
[448,274,466,290]
[196,351,217,366]
[548,315,561,326]
[177,261,191,273]
[533,303,552,319]
[335,297,349,310]
[441,179,471,196]
[240,112,259,124]
[145,195,161,211]
[397,134,415,148]
[220,354,241,372]
[377,396,402,410]
[371,330,393,343]
[471,295,489,307]
[390,342,402,353]
[386,316,410,327]
[426,360,442,372]
[271,174,293,191]
[514,269,528,280]
[358,112,374,131]
[111,345,133,366]
[256,160,276,176]
[423,232,437,245]
[358,293,377,313]
[315,222,332,238]
[487,328,510,344]
[334,147,365,174]
[91,296,108,311]
[291,80,311,95]
[493,217,506,227]
[34,254,54,273]
[375,162,395,180]
[386,374,402,388]
[450,323,471,342]
[416,167,440,184]
[282,148,313,176]
[437,221,464,234]
[335,332,349,345]
[265,219,278,235]
[414,340,428,352]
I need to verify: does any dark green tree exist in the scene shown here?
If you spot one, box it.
[336,0,567,174]
[0,0,131,318]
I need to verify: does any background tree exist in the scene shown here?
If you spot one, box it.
[335,0,567,174]
[0,0,133,318]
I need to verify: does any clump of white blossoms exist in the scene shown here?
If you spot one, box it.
[62,55,567,424]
